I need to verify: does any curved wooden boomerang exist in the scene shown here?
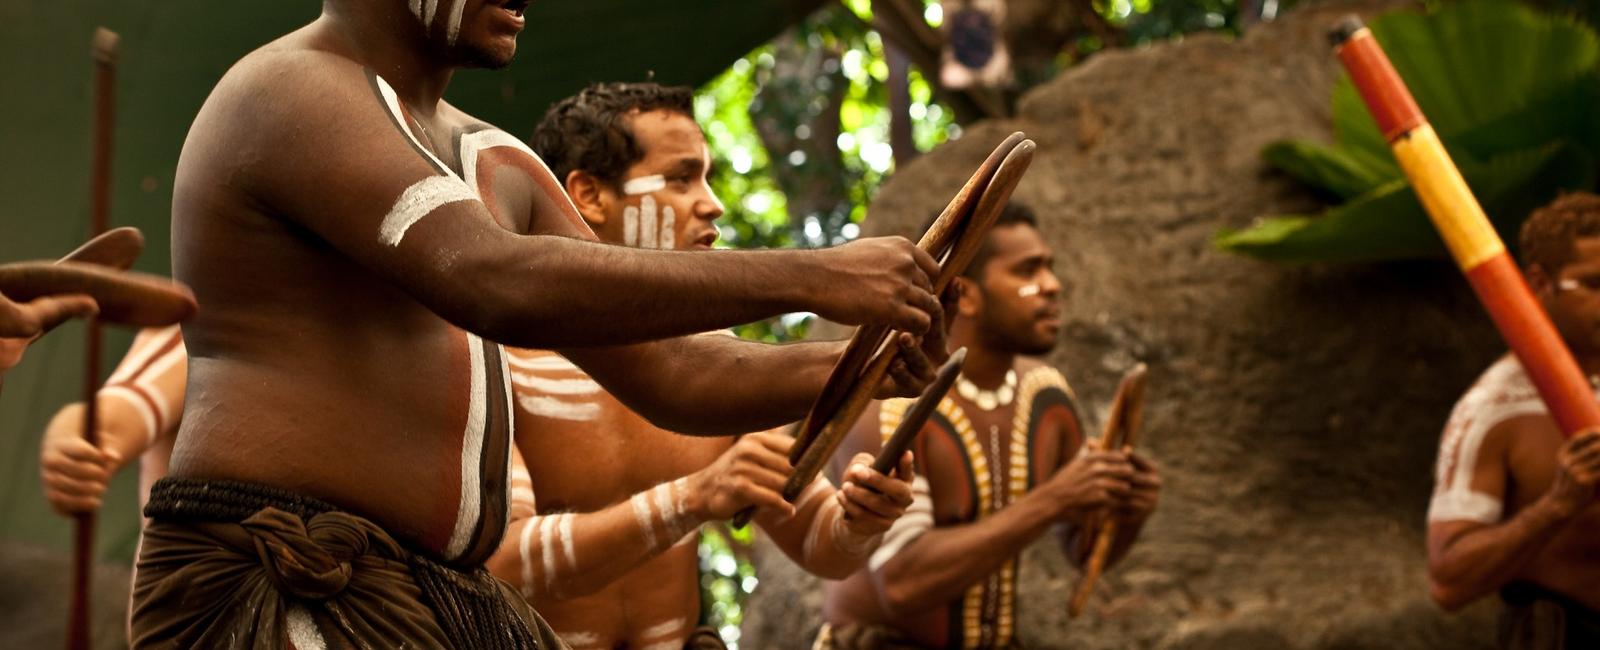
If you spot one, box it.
[734,134,1037,528]
[58,227,144,270]
[1332,18,1600,438]
[1067,362,1148,617]
[0,261,197,328]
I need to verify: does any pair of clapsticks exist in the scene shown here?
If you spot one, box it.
[0,228,197,329]
[733,132,1037,527]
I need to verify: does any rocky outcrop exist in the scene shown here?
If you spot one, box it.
[742,2,1504,647]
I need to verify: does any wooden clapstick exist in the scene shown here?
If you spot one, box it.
[0,261,196,328]
[790,132,1026,459]
[872,348,967,474]
[1067,363,1148,617]
[59,227,144,270]
[734,137,1038,528]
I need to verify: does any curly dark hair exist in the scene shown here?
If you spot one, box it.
[1519,192,1600,273]
[921,202,1040,279]
[532,82,695,190]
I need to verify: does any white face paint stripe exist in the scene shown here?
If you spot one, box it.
[379,176,478,247]
[422,0,438,24]
[558,513,577,575]
[1017,283,1040,297]
[1560,278,1582,292]
[517,393,601,421]
[518,518,538,597]
[639,196,659,249]
[506,353,579,372]
[659,206,676,250]
[445,334,489,559]
[409,0,423,21]
[510,372,601,395]
[623,174,666,195]
[446,0,467,46]
[640,618,687,639]
[631,491,659,549]
[623,205,640,246]
[286,605,328,650]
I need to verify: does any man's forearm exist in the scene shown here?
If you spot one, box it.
[877,491,1058,615]
[567,335,840,436]
[486,478,706,600]
[469,239,821,349]
[761,477,879,580]
[1429,498,1576,609]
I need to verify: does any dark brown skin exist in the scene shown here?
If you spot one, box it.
[1426,236,1600,612]
[822,223,1161,645]
[0,291,98,377]
[167,0,944,561]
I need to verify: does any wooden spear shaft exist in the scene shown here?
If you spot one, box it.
[1330,18,1600,439]
[69,27,118,650]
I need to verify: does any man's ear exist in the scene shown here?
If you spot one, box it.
[954,276,982,318]
[1527,263,1555,298]
[565,170,610,228]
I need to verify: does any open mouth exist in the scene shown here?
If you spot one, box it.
[691,231,718,249]
[500,0,530,17]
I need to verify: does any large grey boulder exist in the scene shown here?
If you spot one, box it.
[742,1,1502,647]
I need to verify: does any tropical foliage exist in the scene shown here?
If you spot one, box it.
[1216,0,1600,262]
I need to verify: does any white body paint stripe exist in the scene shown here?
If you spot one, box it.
[803,496,839,559]
[561,631,603,647]
[286,605,327,650]
[510,372,601,395]
[511,466,532,484]
[101,387,159,445]
[379,176,478,247]
[373,75,454,174]
[632,491,659,549]
[623,174,667,195]
[869,476,932,571]
[139,346,185,431]
[540,515,560,591]
[640,641,681,650]
[517,393,602,421]
[445,335,489,559]
[518,518,538,597]
[640,618,686,639]
[558,513,577,576]
[106,325,178,384]
[507,354,579,372]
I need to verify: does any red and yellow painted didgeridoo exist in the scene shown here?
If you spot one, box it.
[1331,17,1600,438]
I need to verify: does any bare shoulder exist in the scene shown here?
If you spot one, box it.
[1438,354,1547,455]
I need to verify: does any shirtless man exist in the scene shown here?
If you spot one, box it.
[1427,192,1600,648]
[481,82,918,650]
[135,2,947,647]
[818,204,1162,649]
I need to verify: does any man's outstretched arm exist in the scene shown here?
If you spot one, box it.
[219,51,940,350]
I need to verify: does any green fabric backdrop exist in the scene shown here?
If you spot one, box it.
[0,0,822,561]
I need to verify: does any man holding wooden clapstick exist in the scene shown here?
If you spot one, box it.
[1427,193,1600,647]
[483,82,918,650]
[818,204,1161,649]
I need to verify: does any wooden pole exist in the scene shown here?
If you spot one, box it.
[1331,18,1600,439]
[69,26,118,650]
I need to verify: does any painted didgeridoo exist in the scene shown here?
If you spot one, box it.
[1067,363,1147,617]
[733,133,1035,527]
[871,347,967,475]
[1331,18,1600,438]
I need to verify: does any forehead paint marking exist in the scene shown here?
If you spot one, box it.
[641,618,686,639]
[623,174,667,195]
[623,205,640,247]
[445,0,467,46]
[510,371,599,395]
[517,393,600,421]
[1017,283,1040,297]
[659,205,676,250]
[639,196,659,249]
